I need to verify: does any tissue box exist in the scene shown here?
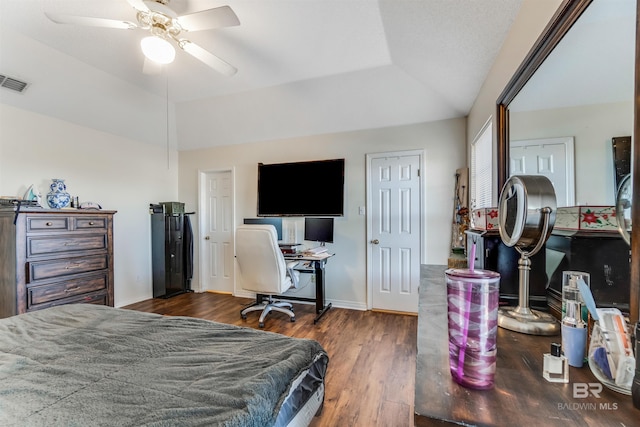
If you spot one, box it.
[554,206,618,232]
[471,207,499,231]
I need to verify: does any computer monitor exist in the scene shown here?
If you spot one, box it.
[304,217,334,245]
[243,218,283,241]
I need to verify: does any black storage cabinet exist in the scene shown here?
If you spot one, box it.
[467,230,548,311]
[150,203,188,298]
[546,231,630,317]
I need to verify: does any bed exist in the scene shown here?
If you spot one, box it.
[0,304,329,427]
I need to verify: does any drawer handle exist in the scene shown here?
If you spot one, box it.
[65,286,80,293]
[46,222,53,226]
[89,221,95,225]
[65,263,82,270]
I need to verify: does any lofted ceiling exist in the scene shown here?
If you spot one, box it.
[0,0,523,150]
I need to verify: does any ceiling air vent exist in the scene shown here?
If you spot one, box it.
[0,74,29,93]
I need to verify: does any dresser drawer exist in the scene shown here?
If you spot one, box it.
[27,216,70,231]
[27,255,108,282]
[27,272,109,306]
[76,217,108,230]
[27,235,108,257]
[27,290,109,312]
[26,215,109,232]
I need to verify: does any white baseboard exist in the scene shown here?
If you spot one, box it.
[115,294,152,308]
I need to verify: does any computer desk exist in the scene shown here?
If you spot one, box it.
[280,252,334,324]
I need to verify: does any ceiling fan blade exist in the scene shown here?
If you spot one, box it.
[178,6,240,32]
[126,0,150,13]
[45,12,136,30]
[142,57,163,75]
[180,41,237,76]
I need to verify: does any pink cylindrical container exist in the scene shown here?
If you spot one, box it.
[446,268,500,390]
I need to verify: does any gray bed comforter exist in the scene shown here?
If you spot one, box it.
[0,304,328,427]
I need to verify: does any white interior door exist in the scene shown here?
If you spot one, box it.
[200,170,234,293]
[510,137,575,206]
[367,152,421,313]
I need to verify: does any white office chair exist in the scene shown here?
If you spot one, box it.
[236,224,300,327]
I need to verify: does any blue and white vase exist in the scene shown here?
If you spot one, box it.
[46,179,71,209]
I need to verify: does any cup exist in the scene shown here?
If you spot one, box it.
[446,268,500,390]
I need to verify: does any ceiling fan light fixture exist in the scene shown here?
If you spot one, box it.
[140,36,175,64]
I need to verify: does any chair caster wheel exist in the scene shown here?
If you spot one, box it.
[259,322,265,328]
[241,314,247,320]
[290,317,296,323]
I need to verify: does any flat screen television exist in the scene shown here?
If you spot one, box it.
[257,158,345,216]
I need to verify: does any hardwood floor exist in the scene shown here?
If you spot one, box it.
[123,292,417,427]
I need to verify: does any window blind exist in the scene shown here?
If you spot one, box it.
[471,121,493,208]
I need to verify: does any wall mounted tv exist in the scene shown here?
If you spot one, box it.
[257,158,345,216]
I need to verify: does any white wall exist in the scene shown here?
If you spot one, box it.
[511,101,634,205]
[178,118,466,309]
[0,104,179,307]
[0,0,563,310]
[467,0,563,204]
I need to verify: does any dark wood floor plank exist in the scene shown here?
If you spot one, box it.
[123,292,417,427]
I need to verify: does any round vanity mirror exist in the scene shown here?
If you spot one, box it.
[498,175,559,335]
[616,173,632,246]
[499,175,556,249]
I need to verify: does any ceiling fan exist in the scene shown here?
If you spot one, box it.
[45,0,240,76]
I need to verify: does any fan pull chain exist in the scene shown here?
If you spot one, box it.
[166,70,170,169]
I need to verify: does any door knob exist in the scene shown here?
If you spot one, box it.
[204,236,210,240]
[370,239,379,244]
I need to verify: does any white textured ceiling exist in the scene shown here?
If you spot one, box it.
[0,0,523,150]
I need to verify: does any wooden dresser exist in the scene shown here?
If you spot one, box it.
[0,207,116,319]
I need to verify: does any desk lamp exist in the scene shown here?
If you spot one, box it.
[497,175,559,335]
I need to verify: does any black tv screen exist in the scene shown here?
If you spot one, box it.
[258,159,345,216]
[304,217,334,244]
[243,217,283,240]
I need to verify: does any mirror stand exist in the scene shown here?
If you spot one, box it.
[498,209,559,335]
[498,176,560,335]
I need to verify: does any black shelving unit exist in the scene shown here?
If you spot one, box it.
[150,202,193,298]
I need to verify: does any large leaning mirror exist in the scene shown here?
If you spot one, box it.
[496,0,639,325]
